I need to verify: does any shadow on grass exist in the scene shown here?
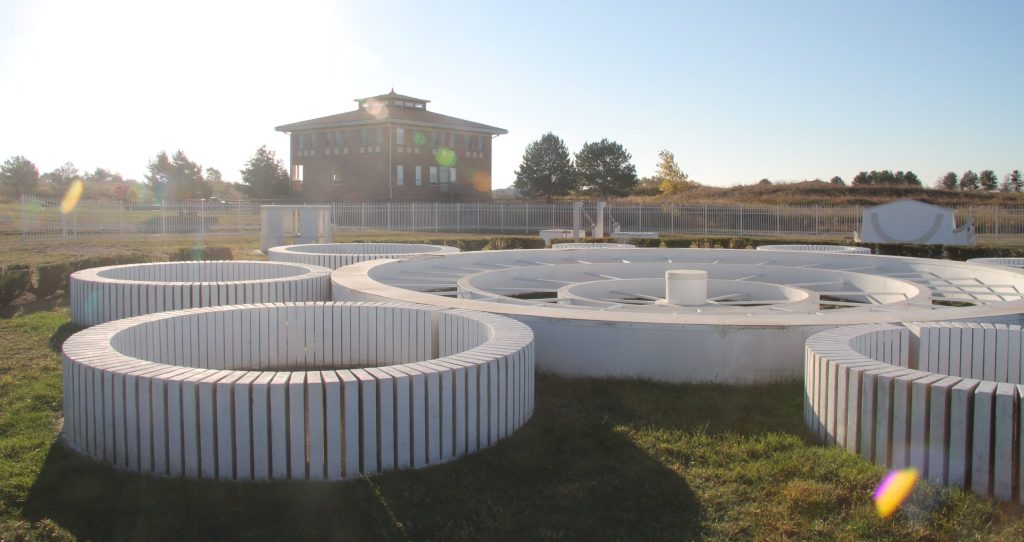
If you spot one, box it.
[48,321,81,353]
[22,375,706,541]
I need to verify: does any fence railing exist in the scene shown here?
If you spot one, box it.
[13,195,1024,243]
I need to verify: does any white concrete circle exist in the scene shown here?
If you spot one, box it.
[805,322,1024,503]
[61,302,535,481]
[267,242,459,269]
[70,261,332,326]
[757,244,871,254]
[330,248,1024,383]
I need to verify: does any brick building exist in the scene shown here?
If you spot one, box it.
[275,91,507,201]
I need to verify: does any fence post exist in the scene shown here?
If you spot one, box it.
[434,203,439,232]
[995,205,1000,239]
[161,201,166,235]
[776,206,781,235]
[670,205,674,232]
[739,205,743,235]
[119,201,124,237]
[500,204,505,233]
[815,206,819,236]
[73,206,78,238]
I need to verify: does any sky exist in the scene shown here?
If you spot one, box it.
[0,0,1022,190]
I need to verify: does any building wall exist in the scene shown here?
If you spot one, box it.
[289,123,493,202]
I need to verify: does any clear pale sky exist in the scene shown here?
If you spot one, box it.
[1,0,1022,189]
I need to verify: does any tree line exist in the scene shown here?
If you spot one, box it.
[0,146,292,202]
[512,133,698,201]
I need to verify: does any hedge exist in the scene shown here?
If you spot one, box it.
[0,265,31,307]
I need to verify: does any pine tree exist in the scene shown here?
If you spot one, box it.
[575,139,638,198]
[512,133,577,201]
[959,170,980,191]
[240,146,291,199]
[979,170,998,191]
[938,171,958,190]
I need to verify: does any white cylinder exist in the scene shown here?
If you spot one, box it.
[665,270,708,306]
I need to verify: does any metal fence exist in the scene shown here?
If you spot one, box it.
[13,195,1024,243]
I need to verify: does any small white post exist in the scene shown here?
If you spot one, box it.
[595,201,606,238]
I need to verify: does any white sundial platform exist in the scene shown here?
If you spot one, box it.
[330,248,1024,384]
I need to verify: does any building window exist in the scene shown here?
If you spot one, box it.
[310,133,317,149]
[292,164,304,182]
[477,135,484,152]
[361,129,369,146]
[396,128,405,145]
[415,166,422,186]
[396,165,404,186]
[429,131,436,148]
[341,130,348,146]
[376,128,383,146]
[464,134,471,150]
[332,167,342,185]
[326,131,334,148]
[439,166,449,183]
[450,168,456,184]
[298,133,305,150]
[429,166,438,185]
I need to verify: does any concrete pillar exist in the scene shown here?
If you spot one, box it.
[665,270,708,306]
[572,202,583,241]
[595,201,606,238]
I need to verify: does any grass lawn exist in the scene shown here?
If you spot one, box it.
[2,304,1023,541]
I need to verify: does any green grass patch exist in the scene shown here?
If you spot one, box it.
[2,307,1023,541]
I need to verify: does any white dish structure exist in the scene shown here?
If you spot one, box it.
[268,242,459,269]
[330,248,1024,383]
[757,244,871,254]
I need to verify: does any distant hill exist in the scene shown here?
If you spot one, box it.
[620,181,1024,207]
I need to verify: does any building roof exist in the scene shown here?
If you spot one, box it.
[355,89,429,105]
[275,90,508,135]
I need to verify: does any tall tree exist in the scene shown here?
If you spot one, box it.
[205,167,223,184]
[655,150,692,195]
[979,169,998,191]
[938,171,958,190]
[42,161,79,190]
[575,139,638,198]
[897,171,921,186]
[0,155,40,197]
[512,133,577,201]
[829,176,844,186]
[959,170,980,191]
[240,146,291,199]
[146,150,210,201]
[1011,170,1023,192]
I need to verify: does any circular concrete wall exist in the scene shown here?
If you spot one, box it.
[268,242,459,269]
[61,302,534,481]
[805,322,1024,503]
[70,261,331,326]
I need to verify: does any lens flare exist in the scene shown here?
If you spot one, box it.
[413,131,426,145]
[434,147,456,167]
[60,179,84,214]
[873,468,918,518]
